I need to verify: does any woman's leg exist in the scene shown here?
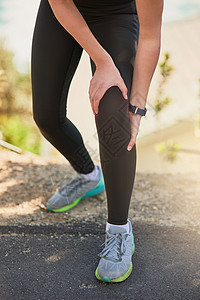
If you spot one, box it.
[31,0,95,174]
[88,14,139,225]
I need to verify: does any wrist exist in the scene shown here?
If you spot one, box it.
[129,92,147,110]
[128,103,147,117]
[94,52,113,68]
[130,101,146,110]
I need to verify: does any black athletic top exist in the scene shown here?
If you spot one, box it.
[73,0,137,22]
[73,0,135,4]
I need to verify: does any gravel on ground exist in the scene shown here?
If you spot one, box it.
[0,148,200,234]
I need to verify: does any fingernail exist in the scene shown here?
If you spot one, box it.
[126,94,128,99]
[127,146,132,151]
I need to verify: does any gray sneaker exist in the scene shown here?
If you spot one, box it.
[46,165,105,213]
[95,219,135,283]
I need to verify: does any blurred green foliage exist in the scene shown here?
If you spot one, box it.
[155,140,181,162]
[153,52,174,115]
[0,116,40,154]
[0,38,40,154]
[0,38,32,114]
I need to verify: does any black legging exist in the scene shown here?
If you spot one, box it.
[31,0,139,225]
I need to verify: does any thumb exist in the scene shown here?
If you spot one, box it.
[118,80,128,100]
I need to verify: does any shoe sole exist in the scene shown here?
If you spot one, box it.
[95,235,135,283]
[46,173,105,213]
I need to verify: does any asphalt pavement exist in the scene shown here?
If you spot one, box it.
[0,221,200,300]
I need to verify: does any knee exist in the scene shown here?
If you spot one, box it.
[98,85,128,116]
[33,111,55,135]
[95,86,131,156]
[96,86,130,127]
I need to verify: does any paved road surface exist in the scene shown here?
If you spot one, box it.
[0,222,200,300]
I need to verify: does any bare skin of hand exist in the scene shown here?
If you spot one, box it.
[89,58,128,115]
[127,111,142,151]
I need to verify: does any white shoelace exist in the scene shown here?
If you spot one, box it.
[58,176,85,195]
[98,232,129,262]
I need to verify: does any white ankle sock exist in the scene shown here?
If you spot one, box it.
[106,221,130,234]
[79,165,100,181]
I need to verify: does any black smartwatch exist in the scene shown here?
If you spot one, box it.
[129,103,147,116]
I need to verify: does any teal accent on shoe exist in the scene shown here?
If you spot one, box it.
[100,276,112,283]
[132,234,135,255]
[46,206,55,213]
[46,172,105,213]
[70,173,105,204]
[80,173,105,200]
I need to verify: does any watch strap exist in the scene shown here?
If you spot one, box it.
[129,103,147,116]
